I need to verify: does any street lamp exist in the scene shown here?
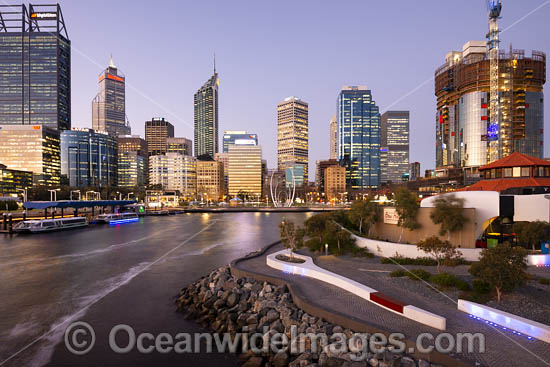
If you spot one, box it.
[126,192,134,200]
[16,188,27,203]
[85,191,95,201]
[70,190,81,201]
[48,189,59,201]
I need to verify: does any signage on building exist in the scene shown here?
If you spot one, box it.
[383,207,400,225]
[30,12,57,20]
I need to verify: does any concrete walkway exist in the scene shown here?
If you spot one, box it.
[234,245,550,367]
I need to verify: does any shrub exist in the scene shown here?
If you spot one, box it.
[389,270,407,278]
[539,278,550,286]
[442,257,470,267]
[459,291,492,304]
[429,272,460,288]
[416,236,461,273]
[456,279,471,292]
[472,279,491,294]
[407,268,431,281]
[349,246,374,258]
[305,238,322,252]
[380,256,437,266]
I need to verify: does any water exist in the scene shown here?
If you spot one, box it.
[0,212,311,367]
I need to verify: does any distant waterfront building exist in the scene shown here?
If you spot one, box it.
[329,115,338,160]
[222,131,258,153]
[117,135,148,188]
[435,40,545,168]
[315,159,341,194]
[409,162,421,181]
[277,97,309,181]
[194,69,219,158]
[92,57,130,136]
[380,111,409,184]
[167,137,193,156]
[228,145,262,198]
[337,86,381,189]
[285,164,306,187]
[0,164,33,194]
[0,125,60,187]
[325,165,346,201]
[214,152,229,194]
[60,129,118,188]
[149,153,196,197]
[196,159,224,200]
[145,118,174,156]
[0,4,70,131]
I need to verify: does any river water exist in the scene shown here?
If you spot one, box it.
[0,212,311,367]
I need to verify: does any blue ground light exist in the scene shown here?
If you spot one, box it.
[468,314,535,341]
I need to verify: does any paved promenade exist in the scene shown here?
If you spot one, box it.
[234,245,550,367]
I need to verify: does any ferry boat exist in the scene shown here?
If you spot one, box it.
[96,212,139,225]
[13,217,88,233]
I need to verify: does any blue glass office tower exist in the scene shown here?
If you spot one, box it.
[0,4,70,131]
[60,129,118,188]
[337,86,381,189]
[222,130,258,153]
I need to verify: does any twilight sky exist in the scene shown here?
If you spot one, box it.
[52,0,549,175]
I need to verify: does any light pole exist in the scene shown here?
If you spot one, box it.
[126,192,134,200]
[85,191,95,201]
[16,188,27,203]
[70,190,81,201]
[48,189,58,202]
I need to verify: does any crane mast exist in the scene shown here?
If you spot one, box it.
[487,0,502,163]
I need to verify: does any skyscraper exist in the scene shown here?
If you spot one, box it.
[166,137,192,156]
[435,40,545,168]
[329,115,338,160]
[223,131,258,153]
[194,68,219,158]
[145,117,174,156]
[92,57,130,136]
[149,153,196,197]
[0,4,70,131]
[228,145,262,198]
[277,97,309,181]
[380,111,409,184]
[60,128,118,188]
[337,86,381,190]
[118,135,148,188]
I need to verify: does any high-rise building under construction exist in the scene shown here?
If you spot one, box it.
[434,4,545,170]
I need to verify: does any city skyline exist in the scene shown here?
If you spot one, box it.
[15,0,550,175]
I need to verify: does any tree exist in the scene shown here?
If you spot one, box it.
[279,218,304,258]
[429,194,468,240]
[416,236,461,273]
[304,213,330,245]
[323,220,355,255]
[514,221,549,251]
[348,200,379,236]
[469,244,528,302]
[394,188,421,242]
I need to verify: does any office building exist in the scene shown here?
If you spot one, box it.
[60,128,118,188]
[196,159,224,200]
[223,130,258,153]
[325,165,346,200]
[285,164,306,187]
[228,145,262,198]
[194,69,219,158]
[92,57,130,136]
[117,136,148,188]
[409,162,421,181]
[167,137,192,156]
[0,125,60,187]
[145,117,174,156]
[277,96,309,181]
[380,111,409,184]
[0,4,70,131]
[315,159,341,194]
[215,152,229,194]
[337,86,381,189]
[329,115,338,159]
[435,40,545,168]
[149,153,196,197]
[0,164,33,194]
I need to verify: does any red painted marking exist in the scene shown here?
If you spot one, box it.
[370,292,405,313]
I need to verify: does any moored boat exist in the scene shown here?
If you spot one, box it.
[96,212,139,224]
[13,217,88,233]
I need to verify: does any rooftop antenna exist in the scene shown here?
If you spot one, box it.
[109,53,115,68]
[213,52,216,74]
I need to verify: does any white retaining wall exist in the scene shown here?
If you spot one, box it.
[267,250,446,330]
[514,194,550,222]
[458,299,550,343]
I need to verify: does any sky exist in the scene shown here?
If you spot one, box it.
[37,0,550,175]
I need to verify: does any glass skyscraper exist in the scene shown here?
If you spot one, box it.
[92,57,130,136]
[223,131,258,153]
[194,70,219,158]
[337,86,381,189]
[0,4,70,131]
[60,129,118,188]
[380,111,409,184]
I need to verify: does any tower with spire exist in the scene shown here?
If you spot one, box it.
[92,55,130,136]
[193,55,219,158]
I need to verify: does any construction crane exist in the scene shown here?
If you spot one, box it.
[487,0,502,163]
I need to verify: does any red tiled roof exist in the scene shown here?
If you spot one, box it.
[480,152,550,171]
[458,177,550,192]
